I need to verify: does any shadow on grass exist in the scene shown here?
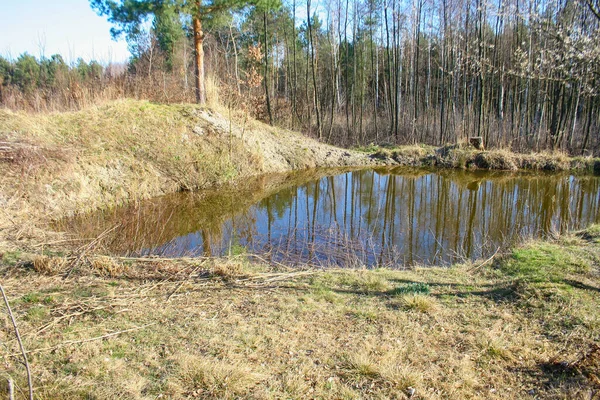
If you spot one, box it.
[326,275,599,308]
[562,279,600,293]
[325,278,522,304]
[512,344,600,398]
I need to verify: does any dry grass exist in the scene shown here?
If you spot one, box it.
[1,226,599,399]
[0,100,261,220]
[368,143,600,173]
[32,255,68,275]
[175,355,265,398]
[211,260,245,279]
[399,294,437,313]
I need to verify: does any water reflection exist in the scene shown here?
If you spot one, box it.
[58,168,600,268]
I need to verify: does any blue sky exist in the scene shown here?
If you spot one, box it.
[0,0,130,64]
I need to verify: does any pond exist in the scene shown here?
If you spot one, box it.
[58,167,600,268]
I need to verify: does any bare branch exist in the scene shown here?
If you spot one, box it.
[0,283,33,400]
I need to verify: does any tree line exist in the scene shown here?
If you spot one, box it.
[0,0,598,155]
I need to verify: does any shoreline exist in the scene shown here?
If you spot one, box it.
[1,100,598,226]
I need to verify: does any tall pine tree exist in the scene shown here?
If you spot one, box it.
[90,0,280,104]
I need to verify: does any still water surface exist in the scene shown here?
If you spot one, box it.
[59,168,600,267]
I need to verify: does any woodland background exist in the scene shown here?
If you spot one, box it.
[0,0,599,154]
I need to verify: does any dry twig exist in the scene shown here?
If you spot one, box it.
[467,247,501,273]
[166,265,204,301]
[63,224,120,279]
[0,282,33,400]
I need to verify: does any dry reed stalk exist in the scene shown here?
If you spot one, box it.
[234,270,316,286]
[467,247,501,273]
[114,256,210,263]
[63,224,121,279]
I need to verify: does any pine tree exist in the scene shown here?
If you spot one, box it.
[90,0,280,104]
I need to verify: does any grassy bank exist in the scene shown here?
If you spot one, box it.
[1,226,599,399]
[363,144,600,173]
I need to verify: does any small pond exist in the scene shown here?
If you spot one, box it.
[58,167,600,268]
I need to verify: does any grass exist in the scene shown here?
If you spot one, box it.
[399,294,437,313]
[391,282,431,295]
[0,100,261,220]
[0,225,599,398]
[366,143,600,173]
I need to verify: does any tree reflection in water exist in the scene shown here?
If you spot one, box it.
[58,168,600,268]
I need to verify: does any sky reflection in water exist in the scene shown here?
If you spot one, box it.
[60,168,600,268]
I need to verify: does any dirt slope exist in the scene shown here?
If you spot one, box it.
[196,109,375,171]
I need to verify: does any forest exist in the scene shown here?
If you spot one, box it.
[0,0,599,154]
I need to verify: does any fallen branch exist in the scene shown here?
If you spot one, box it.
[35,303,125,335]
[8,377,14,400]
[0,282,33,400]
[31,238,91,248]
[467,247,501,273]
[114,256,209,263]
[247,254,295,271]
[235,270,316,285]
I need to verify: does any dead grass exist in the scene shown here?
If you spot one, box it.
[175,355,265,398]
[369,143,600,173]
[32,255,68,275]
[1,226,599,399]
[399,294,437,313]
[211,259,248,280]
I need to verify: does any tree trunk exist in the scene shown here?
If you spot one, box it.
[307,0,322,139]
[263,11,274,125]
[229,23,241,95]
[193,0,206,105]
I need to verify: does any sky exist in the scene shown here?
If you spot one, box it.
[0,0,131,64]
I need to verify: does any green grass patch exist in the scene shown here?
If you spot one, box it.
[390,282,431,296]
[309,283,343,304]
[1,251,22,266]
[502,242,591,282]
